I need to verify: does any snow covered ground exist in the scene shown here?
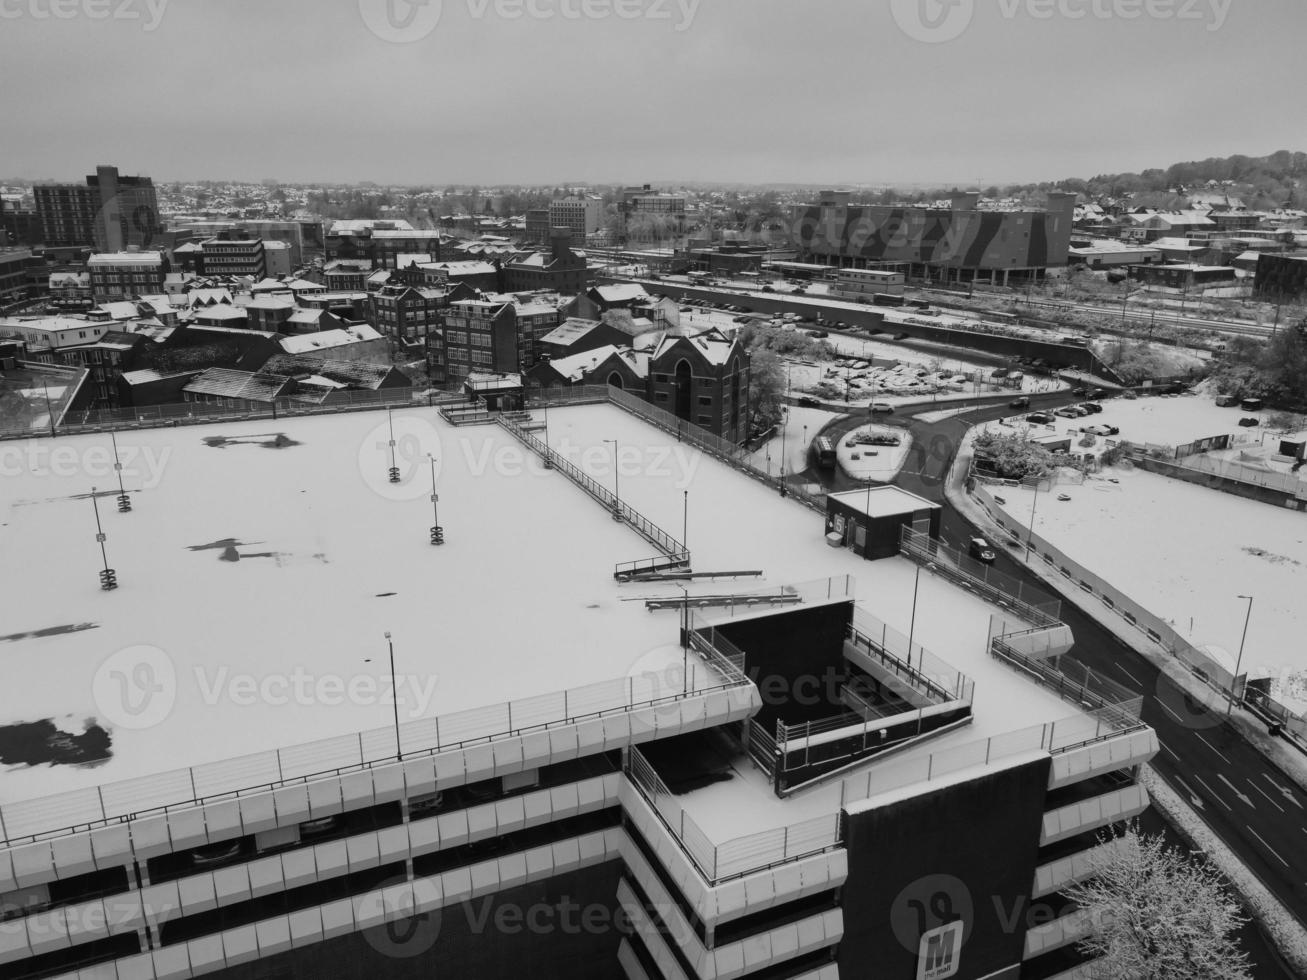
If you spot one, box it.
[1011,392,1267,450]
[993,466,1307,701]
[2,403,1090,844]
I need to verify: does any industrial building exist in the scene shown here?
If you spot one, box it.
[791,190,1076,286]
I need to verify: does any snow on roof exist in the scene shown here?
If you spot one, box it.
[540,317,602,346]
[193,304,248,321]
[827,486,940,518]
[183,368,292,401]
[547,345,621,382]
[120,368,201,385]
[0,404,1090,823]
[420,260,497,276]
[262,354,394,389]
[594,283,649,303]
[96,301,142,320]
[87,252,163,267]
[278,325,381,355]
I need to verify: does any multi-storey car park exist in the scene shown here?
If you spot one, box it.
[0,397,1156,980]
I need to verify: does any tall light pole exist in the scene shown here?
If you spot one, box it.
[385,631,402,759]
[906,563,921,669]
[680,585,690,693]
[1024,478,1042,562]
[428,454,443,545]
[603,438,622,520]
[110,432,131,513]
[386,407,400,483]
[90,488,116,590]
[1229,595,1253,717]
[682,490,688,552]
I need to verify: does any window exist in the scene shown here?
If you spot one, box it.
[697,415,711,425]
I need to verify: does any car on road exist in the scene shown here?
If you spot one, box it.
[796,396,822,408]
[1009,396,1031,409]
[870,402,894,414]
[968,537,997,563]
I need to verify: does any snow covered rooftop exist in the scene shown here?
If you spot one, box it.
[827,486,940,519]
[0,403,1089,829]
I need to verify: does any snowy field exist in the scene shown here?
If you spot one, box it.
[2,403,1086,842]
[994,466,1307,693]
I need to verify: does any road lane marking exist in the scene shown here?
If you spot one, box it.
[1173,775,1204,810]
[1261,773,1305,810]
[1246,826,1290,868]
[1116,664,1141,686]
[1217,774,1253,807]
[1158,740,1178,760]
[1158,698,1185,724]
[1250,783,1285,814]
[1196,733,1232,765]
[1192,775,1231,811]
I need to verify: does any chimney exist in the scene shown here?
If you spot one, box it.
[550,226,571,259]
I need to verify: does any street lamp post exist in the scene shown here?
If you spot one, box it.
[90,488,117,590]
[385,631,402,760]
[386,407,400,483]
[428,454,443,545]
[1024,478,1041,562]
[111,432,132,513]
[603,439,622,520]
[778,405,788,497]
[1229,595,1253,717]
[682,490,688,552]
[907,563,921,669]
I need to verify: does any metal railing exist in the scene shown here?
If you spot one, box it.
[837,708,1149,812]
[0,661,750,846]
[899,526,1062,627]
[847,609,975,705]
[497,413,687,560]
[625,745,842,884]
[971,482,1249,704]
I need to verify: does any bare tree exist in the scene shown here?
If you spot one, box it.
[1068,825,1251,980]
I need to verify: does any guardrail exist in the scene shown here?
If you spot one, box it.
[990,634,1143,729]
[970,481,1248,706]
[899,526,1062,627]
[837,708,1149,812]
[625,745,842,884]
[497,413,687,560]
[0,661,749,847]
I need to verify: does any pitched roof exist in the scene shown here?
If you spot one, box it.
[260,353,396,390]
[278,325,382,355]
[183,368,293,402]
[540,317,602,346]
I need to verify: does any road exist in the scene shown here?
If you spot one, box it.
[795,389,1307,939]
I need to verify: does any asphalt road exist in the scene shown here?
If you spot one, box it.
[796,390,1307,937]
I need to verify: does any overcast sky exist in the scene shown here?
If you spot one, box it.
[1,0,1301,187]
